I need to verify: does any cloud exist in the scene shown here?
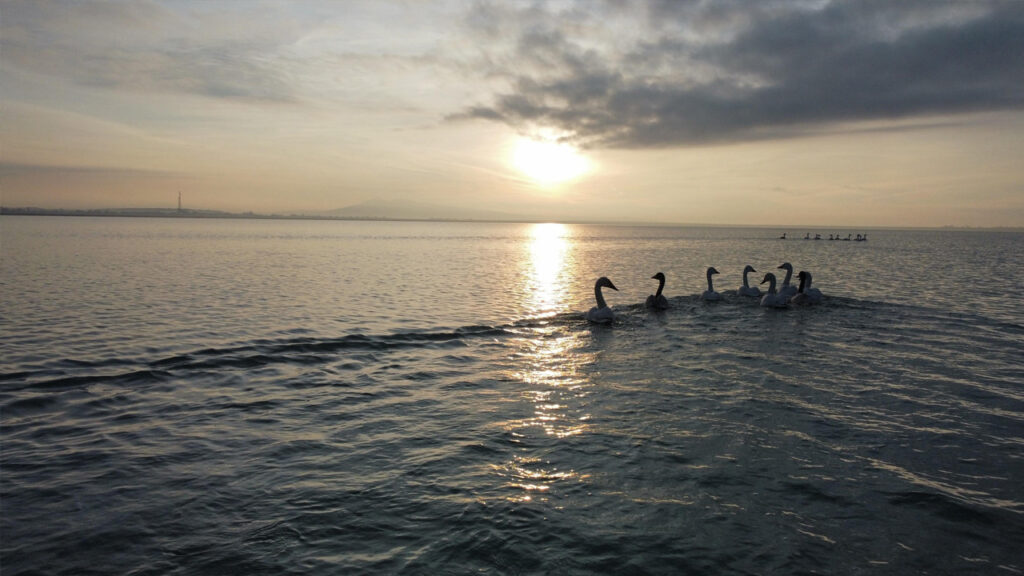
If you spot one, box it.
[453,0,1024,148]
[0,0,301,102]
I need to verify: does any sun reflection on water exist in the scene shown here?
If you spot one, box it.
[497,327,595,503]
[524,223,572,318]
[492,223,593,503]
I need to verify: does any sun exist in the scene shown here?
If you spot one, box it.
[511,137,591,187]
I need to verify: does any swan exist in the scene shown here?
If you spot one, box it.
[759,273,788,308]
[585,276,618,323]
[803,233,811,240]
[738,265,761,297]
[776,263,798,300]
[790,271,824,305]
[646,272,670,309]
[814,233,821,240]
[778,232,787,240]
[702,267,722,301]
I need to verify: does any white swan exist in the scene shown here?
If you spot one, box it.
[585,276,618,323]
[702,267,722,301]
[738,265,761,297]
[646,272,670,309]
[759,273,788,308]
[776,263,798,300]
[790,271,823,305]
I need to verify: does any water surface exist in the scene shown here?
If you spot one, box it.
[2,217,1022,575]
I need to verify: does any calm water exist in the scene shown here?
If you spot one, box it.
[2,216,1022,575]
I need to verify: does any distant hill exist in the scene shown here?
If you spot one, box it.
[322,199,525,222]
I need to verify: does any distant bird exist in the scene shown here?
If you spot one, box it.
[843,234,852,241]
[814,233,821,240]
[738,265,761,297]
[779,232,787,240]
[585,277,618,323]
[646,272,670,310]
[759,273,788,308]
[804,232,811,240]
[790,271,824,305]
[702,267,722,301]
[777,263,798,300]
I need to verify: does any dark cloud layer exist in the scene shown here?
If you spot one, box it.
[457,0,1024,148]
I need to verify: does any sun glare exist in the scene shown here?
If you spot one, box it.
[512,137,591,187]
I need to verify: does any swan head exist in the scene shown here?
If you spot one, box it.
[595,276,618,291]
[760,272,776,285]
[743,265,756,274]
[651,272,665,282]
[707,267,720,276]
[777,262,793,272]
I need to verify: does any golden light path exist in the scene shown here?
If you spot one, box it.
[498,223,593,503]
[525,222,571,319]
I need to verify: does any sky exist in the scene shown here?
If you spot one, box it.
[2,0,1023,227]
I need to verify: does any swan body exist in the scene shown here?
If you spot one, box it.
[759,273,788,308]
[646,272,670,309]
[790,271,823,305]
[776,263,798,300]
[702,267,722,301]
[585,276,618,323]
[738,265,761,297]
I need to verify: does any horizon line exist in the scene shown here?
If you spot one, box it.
[1,206,1020,232]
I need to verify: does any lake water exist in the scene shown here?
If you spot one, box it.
[1,216,1022,575]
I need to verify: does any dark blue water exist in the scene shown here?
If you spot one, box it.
[2,217,1022,574]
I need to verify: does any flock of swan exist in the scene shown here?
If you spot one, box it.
[585,262,823,323]
[780,232,868,241]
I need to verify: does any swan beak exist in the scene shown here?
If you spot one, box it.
[608,281,619,291]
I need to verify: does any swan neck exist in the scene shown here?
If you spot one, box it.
[742,270,750,288]
[656,276,665,297]
[706,271,715,291]
[595,285,608,309]
[797,274,807,293]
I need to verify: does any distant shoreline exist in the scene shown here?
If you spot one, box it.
[1,207,1020,232]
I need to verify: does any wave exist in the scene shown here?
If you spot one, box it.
[3,295,1019,394]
